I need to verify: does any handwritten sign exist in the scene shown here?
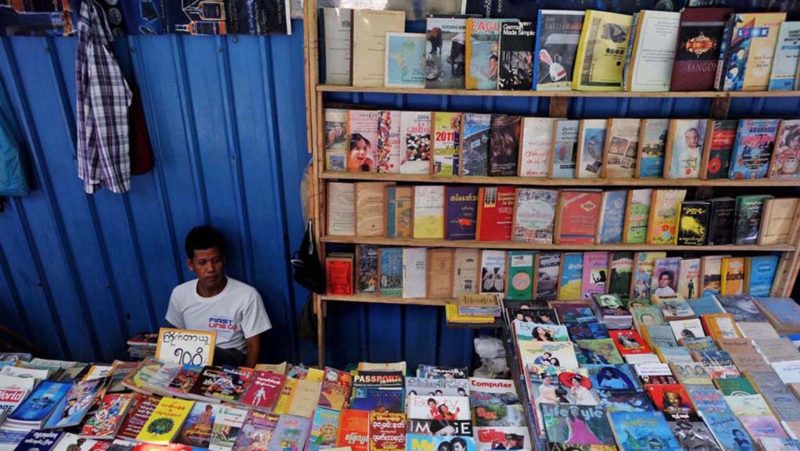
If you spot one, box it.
[155,328,216,366]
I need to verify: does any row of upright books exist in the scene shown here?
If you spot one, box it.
[503,293,800,450]
[326,109,800,181]
[328,181,797,246]
[326,245,779,302]
[0,353,533,451]
[321,7,800,92]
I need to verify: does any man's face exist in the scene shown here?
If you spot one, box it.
[453,443,465,451]
[659,274,670,288]
[188,247,225,289]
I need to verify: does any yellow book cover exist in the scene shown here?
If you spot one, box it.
[351,10,406,87]
[306,368,325,382]
[572,10,633,91]
[287,379,322,418]
[271,378,297,415]
[646,190,686,244]
[721,257,745,296]
[432,112,462,176]
[412,185,445,239]
[740,13,787,91]
[254,362,288,375]
[136,397,194,444]
[445,303,495,324]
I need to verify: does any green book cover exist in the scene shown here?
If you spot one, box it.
[608,252,633,297]
[734,194,772,245]
[507,251,535,300]
[715,377,757,396]
[379,248,403,297]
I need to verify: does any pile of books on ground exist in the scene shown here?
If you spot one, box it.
[505,293,800,450]
[0,355,530,451]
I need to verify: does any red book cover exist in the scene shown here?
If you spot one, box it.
[670,8,733,91]
[239,371,285,410]
[555,191,602,244]
[326,258,353,295]
[369,411,406,450]
[609,330,652,355]
[336,409,370,451]
[645,384,697,421]
[117,394,162,440]
[475,186,516,241]
[318,367,353,410]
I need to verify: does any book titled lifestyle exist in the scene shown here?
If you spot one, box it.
[351,10,405,87]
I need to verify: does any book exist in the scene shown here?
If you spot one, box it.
[624,11,680,92]
[444,186,478,240]
[466,18,504,90]
[656,297,695,321]
[326,254,353,295]
[385,186,413,238]
[551,119,580,178]
[378,247,403,298]
[289,379,323,417]
[512,188,557,243]
[753,297,800,334]
[176,403,217,448]
[686,385,754,450]
[474,427,530,451]
[607,411,680,450]
[534,10,585,91]
[670,7,733,91]
[540,404,614,445]
[480,250,506,295]
[498,21,534,90]
[622,189,652,244]
[609,330,651,356]
[432,111,462,176]
[646,384,696,422]
[459,113,491,176]
[568,322,610,340]
[554,190,602,244]
[417,365,469,379]
[427,249,454,298]
[734,194,772,244]
[768,119,800,178]
[676,258,701,299]
[729,119,781,179]
[266,415,310,451]
[663,119,707,179]
[406,435,477,450]
[745,256,778,297]
[719,13,787,91]
[700,119,737,180]
[702,313,741,342]
[7,380,71,428]
[687,295,725,315]
[324,108,347,171]
[572,10,633,92]
[717,295,767,322]
[425,17,468,89]
[80,393,134,439]
[488,114,521,176]
[607,252,633,297]
[582,252,609,300]
[375,110,401,174]
[239,371,284,411]
[576,119,607,178]
[576,339,624,365]
[355,182,387,236]
[351,10,405,87]
[320,8,351,86]
[558,253,583,301]
[534,252,560,302]
[327,182,355,236]
[191,367,253,402]
[475,186,515,241]
[136,397,194,444]
[554,302,597,324]
[602,119,640,178]
[677,201,710,246]
[44,379,103,429]
[507,252,535,301]
[406,377,469,398]
[453,248,480,296]
[355,245,378,294]
[407,395,472,435]
[209,406,247,451]
[645,189,686,245]
[317,367,352,410]
[402,248,427,299]
[368,411,405,450]
[399,111,432,175]
[596,190,627,244]
[413,185,445,239]
[707,197,736,245]
[346,110,379,173]
[636,118,669,178]
[117,394,162,441]
[596,389,654,414]
[630,252,666,300]
[519,117,557,177]
[384,33,426,88]
[769,22,800,90]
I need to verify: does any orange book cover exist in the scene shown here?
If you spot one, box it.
[475,186,516,241]
[336,409,369,451]
[554,190,602,244]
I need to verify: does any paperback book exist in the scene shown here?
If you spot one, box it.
[551,119,580,178]
[534,10,585,91]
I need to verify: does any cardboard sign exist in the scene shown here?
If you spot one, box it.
[155,328,216,366]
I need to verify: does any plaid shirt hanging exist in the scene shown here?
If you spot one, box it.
[76,0,132,194]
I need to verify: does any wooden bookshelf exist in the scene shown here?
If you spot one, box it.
[304,0,800,367]
[321,236,795,252]
[322,171,800,187]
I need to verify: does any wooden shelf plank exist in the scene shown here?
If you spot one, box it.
[321,172,800,187]
[318,85,800,98]
[320,294,451,307]
[321,236,794,252]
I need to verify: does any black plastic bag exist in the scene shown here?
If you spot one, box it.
[291,219,325,293]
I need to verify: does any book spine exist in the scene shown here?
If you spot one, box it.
[714,17,735,91]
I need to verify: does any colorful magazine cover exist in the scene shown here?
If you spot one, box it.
[176,403,217,448]
[80,393,135,439]
[540,404,614,446]
[231,410,279,451]
[406,434,477,451]
[584,365,639,391]
[307,407,340,451]
[608,411,681,450]
[266,414,310,451]
[729,119,781,179]
[9,380,72,424]
[596,389,654,413]
[44,379,103,429]
[425,17,468,89]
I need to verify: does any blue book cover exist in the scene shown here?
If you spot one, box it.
[598,191,627,244]
[14,430,64,451]
[687,295,724,316]
[43,379,103,429]
[754,297,800,327]
[566,322,609,340]
[597,389,654,413]
[445,186,479,240]
[584,365,639,391]
[9,380,71,423]
[687,385,754,451]
[386,187,398,237]
[638,119,669,178]
[350,387,404,412]
[379,248,403,298]
[558,253,583,300]
[728,119,781,180]
[385,33,427,88]
[407,434,477,451]
[609,411,681,450]
[460,114,491,176]
[308,407,340,451]
[747,256,779,297]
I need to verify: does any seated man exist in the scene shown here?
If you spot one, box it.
[166,226,271,367]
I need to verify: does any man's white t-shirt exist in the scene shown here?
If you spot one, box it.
[165,277,271,353]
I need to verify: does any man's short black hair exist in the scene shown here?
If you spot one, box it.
[185,226,226,259]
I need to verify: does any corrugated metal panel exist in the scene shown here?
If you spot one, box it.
[1,22,799,367]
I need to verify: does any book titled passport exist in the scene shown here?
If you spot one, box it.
[445,186,479,240]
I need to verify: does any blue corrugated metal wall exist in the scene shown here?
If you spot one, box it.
[1,20,799,368]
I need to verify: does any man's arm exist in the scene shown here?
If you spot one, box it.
[245,335,261,368]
